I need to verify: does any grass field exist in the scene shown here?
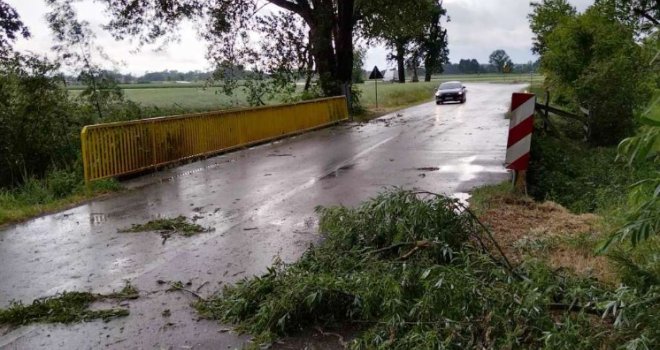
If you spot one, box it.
[68,73,544,111]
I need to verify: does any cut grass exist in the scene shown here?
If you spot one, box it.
[0,283,138,327]
[469,183,614,283]
[120,215,214,237]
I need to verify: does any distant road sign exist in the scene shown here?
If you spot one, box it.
[369,66,384,80]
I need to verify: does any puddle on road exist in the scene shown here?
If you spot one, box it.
[90,213,107,226]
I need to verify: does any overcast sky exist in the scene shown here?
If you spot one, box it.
[9,0,593,75]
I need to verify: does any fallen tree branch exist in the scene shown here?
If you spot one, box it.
[399,240,432,260]
[413,190,523,280]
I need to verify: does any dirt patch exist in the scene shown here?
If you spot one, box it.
[475,194,615,283]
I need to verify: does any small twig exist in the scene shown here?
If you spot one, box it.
[167,282,206,301]
[196,281,210,293]
[367,242,416,255]
[399,246,420,260]
[399,240,432,260]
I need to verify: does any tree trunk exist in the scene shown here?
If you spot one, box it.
[412,58,419,82]
[270,0,354,98]
[396,42,406,83]
[424,70,432,82]
[308,21,340,96]
[334,0,354,86]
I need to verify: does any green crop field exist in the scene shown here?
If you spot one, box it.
[68,73,544,111]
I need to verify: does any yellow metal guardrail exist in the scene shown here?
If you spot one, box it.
[81,96,348,183]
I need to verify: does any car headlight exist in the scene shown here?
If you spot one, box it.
[458,91,463,95]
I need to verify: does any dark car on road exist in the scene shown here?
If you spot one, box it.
[435,81,467,104]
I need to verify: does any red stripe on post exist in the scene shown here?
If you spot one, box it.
[506,152,531,171]
[511,92,535,112]
[507,116,534,147]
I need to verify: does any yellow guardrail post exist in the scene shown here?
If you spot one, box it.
[81,126,91,192]
[81,96,349,183]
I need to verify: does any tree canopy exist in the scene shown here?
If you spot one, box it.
[528,0,577,55]
[0,0,30,59]
[488,50,513,73]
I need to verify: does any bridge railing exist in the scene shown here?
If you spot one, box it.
[81,96,348,183]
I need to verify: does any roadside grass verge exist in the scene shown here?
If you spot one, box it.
[0,171,122,227]
[0,283,138,327]
[195,189,656,349]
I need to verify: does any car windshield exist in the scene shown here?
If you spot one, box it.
[439,82,461,90]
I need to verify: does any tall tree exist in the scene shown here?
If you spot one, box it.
[489,50,513,73]
[528,0,577,55]
[419,1,449,82]
[360,0,441,83]
[352,47,366,84]
[47,0,123,120]
[0,0,30,59]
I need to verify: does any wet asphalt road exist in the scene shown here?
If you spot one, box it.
[0,83,524,349]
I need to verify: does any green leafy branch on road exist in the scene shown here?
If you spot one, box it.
[0,283,138,327]
[195,190,656,349]
[120,216,214,243]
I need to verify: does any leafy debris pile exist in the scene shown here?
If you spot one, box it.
[0,283,138,327]
[195,190,657,349]
[120,215,214,243]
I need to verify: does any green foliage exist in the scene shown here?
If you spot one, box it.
[120,216,213,236]
[0,283,137,326]
[0,0,30,59]
[540,7,653,145]
[528,0,577,55]
[528,134,655,213]
[352,48,366,84]
[0,54,82,187]
[0,169,121,225]
[488,49,513,73]
[196,190,658,348]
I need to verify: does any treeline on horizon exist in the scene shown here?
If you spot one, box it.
[64,59,541,86]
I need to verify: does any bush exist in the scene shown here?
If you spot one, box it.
[528,134,656,213]
[541,7,653,146]
[0,54,83,187]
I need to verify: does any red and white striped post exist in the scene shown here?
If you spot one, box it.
[505,93,536,192]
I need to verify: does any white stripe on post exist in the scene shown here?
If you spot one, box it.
[510,98,535,127]
[505,134,532,165]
